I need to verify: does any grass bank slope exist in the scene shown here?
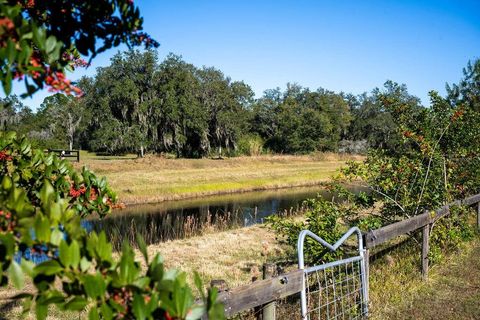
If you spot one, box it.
[75,153,361,204]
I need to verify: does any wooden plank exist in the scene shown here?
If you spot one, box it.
[365,212,431,248]
[217,269,303,317]
[463,193,480,206]
[421,223,430,280]
[365,193,480,248]
[48,149,80,162]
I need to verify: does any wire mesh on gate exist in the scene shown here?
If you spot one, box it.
[297,228,368,320]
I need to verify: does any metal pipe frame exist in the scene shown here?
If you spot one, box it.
[297,227,368,320]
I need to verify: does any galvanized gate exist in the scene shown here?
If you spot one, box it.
[297,227,368,320]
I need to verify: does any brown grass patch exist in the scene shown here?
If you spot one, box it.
[135,224,293,289]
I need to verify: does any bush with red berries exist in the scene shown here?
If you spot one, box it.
[0,132,224,319]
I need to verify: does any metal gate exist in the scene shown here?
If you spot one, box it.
[297,227,368,320]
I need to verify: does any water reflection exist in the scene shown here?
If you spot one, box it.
[86,185,362,248]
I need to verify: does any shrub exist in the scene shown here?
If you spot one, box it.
[0,132,224,319]
[267,197,345,265]
[237,134,264,156]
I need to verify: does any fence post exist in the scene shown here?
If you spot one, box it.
[364,248,370,305]
[77,150,80,162]
[477,202,480,231]
[260,263,276,320]
[421,224,430,280]
[210,279,229,293]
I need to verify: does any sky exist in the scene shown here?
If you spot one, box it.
[8,0,480,110]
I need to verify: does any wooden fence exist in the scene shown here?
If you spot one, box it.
[209,192,480,319]
[48,149,80,162]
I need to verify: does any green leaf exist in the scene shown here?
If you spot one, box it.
[89,307,100,320]
[187,305,206,320]
[39,180,55,205]
[194,272,205,300]
[49,202,62,222]
[132,293,147,320]
[1,176,12,190]
[80,256,91,272]
[35,260,63,276]
[70,240,80,268]
[64,296,88,311]
[50,228,63,246]
[36,303,48,320]
[118,242,139,285]
[46,36,57,54]
[82,273,106,299]
[59,240,70,268]
[3,72,12,95]
[207,300,225,320]
[100,303,113,320]
[21,259,35,278]
[34,214,51,242]
[8,261,24,289]
[96,232,113,262]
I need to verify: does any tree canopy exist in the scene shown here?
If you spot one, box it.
[10,50,433,158]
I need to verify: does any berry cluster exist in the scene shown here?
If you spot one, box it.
[69,184,87,198]
[45,70,83,96]
[0,210,16,232]
[0,151,13,161]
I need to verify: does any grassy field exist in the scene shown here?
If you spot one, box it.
[74,152,361,204]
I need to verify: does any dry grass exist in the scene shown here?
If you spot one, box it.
[135,224,293,289]
[369,235,480,319]
[74,153,362,204]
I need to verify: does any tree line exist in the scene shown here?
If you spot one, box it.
[2,50,471,158]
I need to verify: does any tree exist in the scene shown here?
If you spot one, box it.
[0,94,26,130]
[87,50,159,156]
[198,67,252,157]
[40,93,87,150]
[155,54,206,157]
[346,81,422,152]
[79,52,254,158]
[252,84,352,153]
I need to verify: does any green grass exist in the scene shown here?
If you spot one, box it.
[73,153,361,204]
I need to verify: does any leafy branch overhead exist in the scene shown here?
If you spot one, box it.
[0,0,159,97]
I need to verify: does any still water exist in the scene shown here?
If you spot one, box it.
[86,185,362,248]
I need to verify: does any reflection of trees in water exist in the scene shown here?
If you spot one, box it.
[88,185,363,250]
[92,203,246,250]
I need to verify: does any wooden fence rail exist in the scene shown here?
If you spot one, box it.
[363,192,480,281]
[216,269,303,318]
[47,149,80,162]
[209,192,480,319]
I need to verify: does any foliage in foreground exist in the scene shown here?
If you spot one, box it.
[0,132,224,319]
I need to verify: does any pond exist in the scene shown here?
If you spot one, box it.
[85,185,364,248]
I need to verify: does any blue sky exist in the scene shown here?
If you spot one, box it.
[9,0,480,109]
